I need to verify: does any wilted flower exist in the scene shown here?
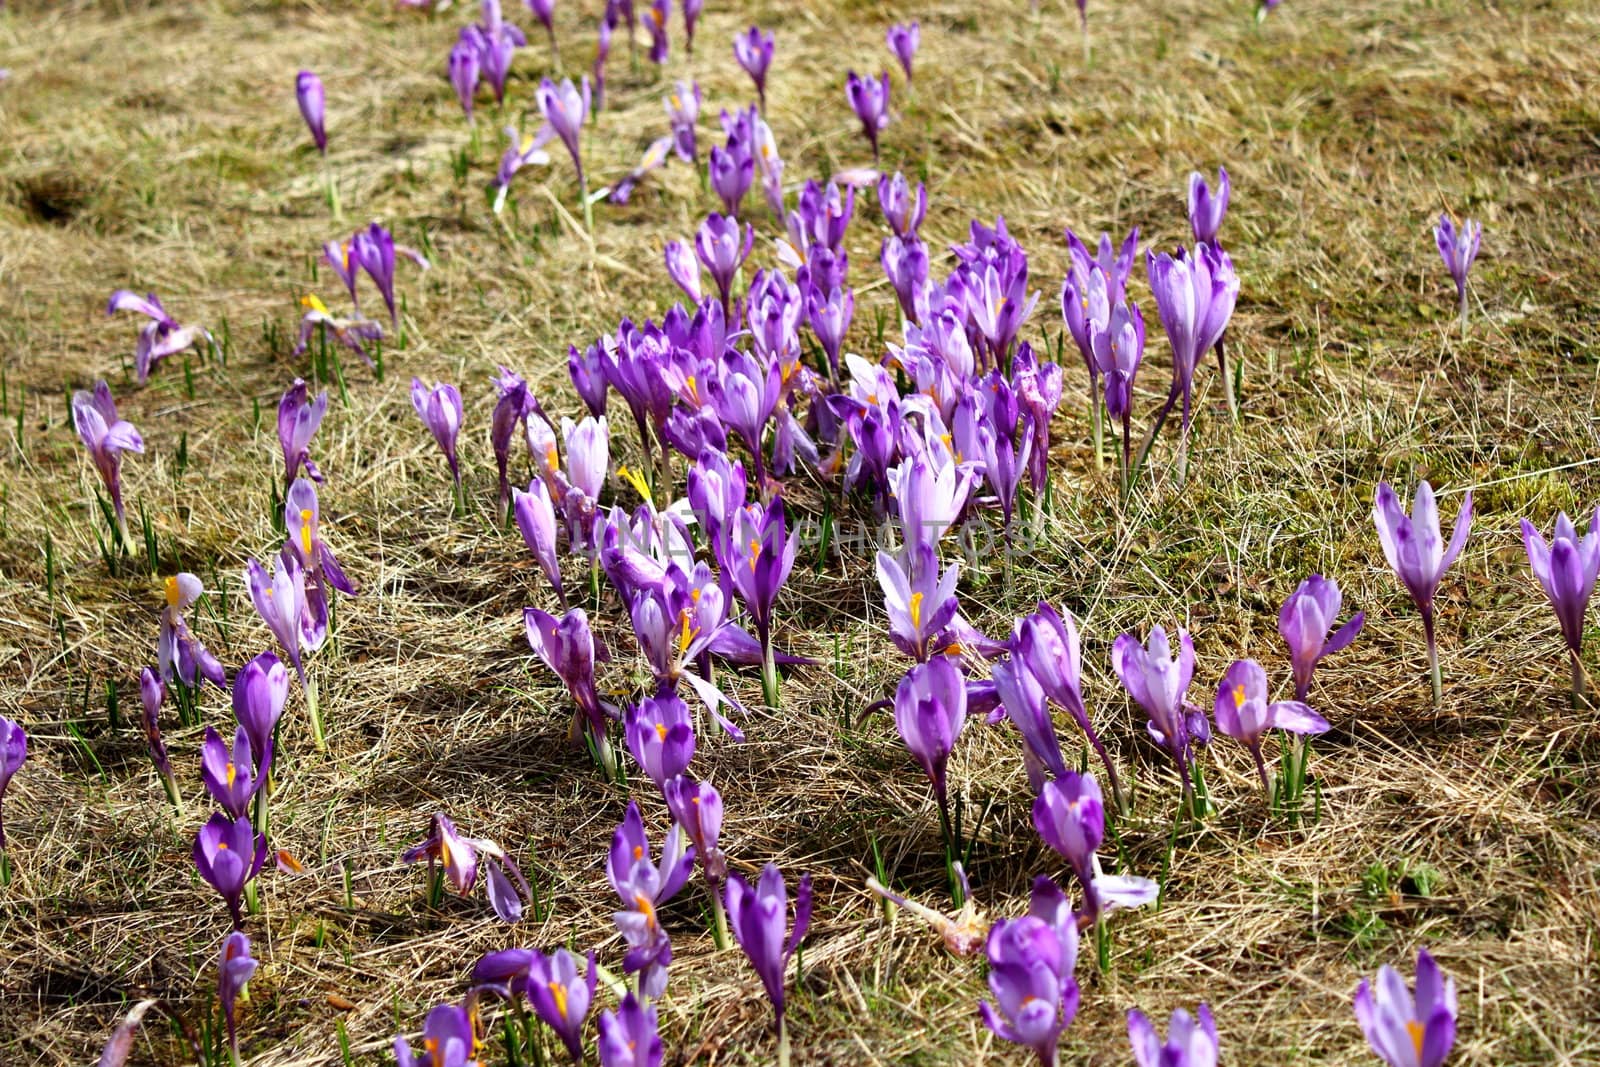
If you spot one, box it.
[71,380,144,544]
[525,607,616,770]
[0,716,26,849]
[106,290,208,384]
[193,812,268,928]
[1521,508,1600,697]
[1212,659,1329,791]
[1373,481,1472,706]
[277,378,327,489]
[493,125,553,214]
[609,136,673,204]
[733,26,774,111]
[1435,213,1482,338]
[845,70,891,159]
[159,573,227,690]
[726,864,812,1041]
[295,71,326,153]
[1278,574,1364,702]
[410,378,464,488]
[402,812,532,923]
[294,294,384,368]
[1128,1004,1220,1067]
[887,21,919,83]
[1354,948,1458,1067]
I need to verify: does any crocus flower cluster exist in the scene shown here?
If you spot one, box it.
[451,0,527,114]
[106,290,209,384]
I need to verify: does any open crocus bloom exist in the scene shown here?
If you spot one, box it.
[1354,948,1458,1067]
[1128,1003,1220,1067]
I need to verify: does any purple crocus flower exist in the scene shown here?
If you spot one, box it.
[733,26,774,111]
[1033,771,1159,923]
[296,71,326,153]
[277,378,327,489]
[978,910,1078,1067]
[402,812,531,922]
[491,367,536,506]
[1522,509,1600,697]
[1090,297,1145,479]
[493,125,554,213]
[1187,167,1230,246]
[527,0,557,59]
[608,801,695,997]
[139,668,180,808]
[394,1003,476,1067]
[246,552,320,686]
[805,283,853,384]
[1145,243,1238,470]
[218,931,257,1064]
[448,38,482,122]
[1213,658,1329,792]
[0,716,26,849]
[1011,603,1123,809]
[285,477,355,632]
[525,607,615,770]
[665,81,701,163]
[882,233,929,321]
[1112,625,1206,796]
[350,222,428,330]
[1435,213,1482,338]
[876,545,961,663]
[1128,1004,1219,1067]
[193,812,268,928]
[514,478,566,606]
[294,294,384,367]
[539,76,593,210]
[322,239,362,309]
[643,0,669,63]
[527,948,598,1062]
[709,138,755,218]
[991,655,1069,794]
[664,240,702,303]
[201,725,262,820]
[877,171,926,237]
[1278,574,1364,703]
[726,864,812,1042]
[232,652,288,777]
[893,655,967,842]
[728,499,799,702]
[71,380,143,543]
[663,774,727,883]
[695,213,754,318]
[887,21,919,84]
[598,993,662,1067]
[1354,949,1458,1067]
[410,378,464,488]
[159,573,227,690]
[625,689,696,789]
[1373,481,1472,706]
[845,70,891,160]
[106,290,208,384]
[569,341,609,418]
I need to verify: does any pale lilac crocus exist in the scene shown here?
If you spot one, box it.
[978,908,1079,1067]
[1373,481,1472,706]
[877,171,925,237]
[1213,658,1329,792]
[1033,771,1159,923]
[277,378,327,489]
[72,380,143,545]
[493,125,553,214]
[1435,213,1482,338]
[694,213,754,321]
[598,993,662,1067]
[887,21,919,84]
[159,572,227,690]
[665,81,701,163]
[1521,508,1600,699]
[218,931,257,1065]
[845,70,891,160]
[245,552,321,688]
[1113,625,1207,798]
[876,545,960,663]
[1354,948,1458,1067]
[410,378,464,488]
[0,716,26,850]
[514,478,566,606]
[527,948,598,1062]
[733,26,774,112]
[1187,167,1229,246]
[608,801,695,997]
[664,240,702,302]
[193,812,267,928]
[726,864,812,1059]
[296,71,326,153]
[1128,1004,1220,1067]
[106,290,208,383]
[1278,574,1364,703]
[539,76,594,227]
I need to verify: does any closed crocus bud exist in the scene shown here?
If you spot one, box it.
[694,213,754,315]
[296,71,326,153]
[733,26,774,110]
[1434,213,1482,335]
[1128,1004,1220,1067]
[410,378,465,487]
[1520,508,1600,691]
[664,239,703,302]
[1278,574,1364,702]
[448,39,482,122]
[231,652,289,775]
[978,915,1078,1067]
[538,76,591,187]
[569,340,610,417]
[725,864,812,1031]
[513,479,565,606]
[218,931,257,1061]
[193,812,268,929]
[1186,166,1229,246]
[598,993,662,1067]
[1112,625,1200,791]
[1354,949,1457,1067]
[563,415,610,500]
[845,70,891,159]
[886,21,919,84]
[1373,480,1472,706]
[877,171,926,237]
[1033,771,1104,885]
[277,378,328,487]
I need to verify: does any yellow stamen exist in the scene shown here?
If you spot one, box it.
[635,892,658,929]
[909,591,924,630]
[654,723,668,741]
[748,538,762,571]
[164,575,180,608]
[225,761,237,788]
[686,374,699,404]
[550,981,569,1019]
[1406,1021,1425,1059]
[301,293,329,315]
[618,465,651,499]
[633,845,644,861]
[299,509,314,556]
[544,445,560,473]
[1232,684,1247,709]
[677,610,696,655]
[520,133,536,154]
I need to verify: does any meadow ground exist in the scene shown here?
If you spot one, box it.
[3,0,1600,1063]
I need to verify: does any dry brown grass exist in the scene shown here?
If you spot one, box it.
[3,0,1600,1063]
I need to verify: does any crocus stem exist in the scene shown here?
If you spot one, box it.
[160,769,185,816]
[1119,415,1131,503]
[1088,391,1103,470]
[761,641,780,709]
[1176,393,1192,485]
[1081,18,1090,66]
[322,155,341,222]
[708,879,729,950]
[777,1015,790,1067]
[1129,385,1180,493]
[547,26,560,68]
[1250,744,1271,795]
[1217,333,1238,422]
[1458,284,1469,341]
[305,673,327,752]
[1571,649,1586,707]
[1423,611,1442,710]
[934,784,955,863]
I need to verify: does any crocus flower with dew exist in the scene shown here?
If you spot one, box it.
[410,378,464,490]
[193,812,267,928]
[295,71,326,153]
[1113,625,1208,800]
[232,652,288,779]
[1143,243,1239,475]
[1187,167,1229,247]
[734,26,774,111]
[71,380,143,547]
[845,70,890,160]
[1521,508,1600,701]
[598,993,662,1067]
[1128,1004,1219,1067]
[201,726,262,821]
[664,240,702,302]
[293,294,383,367]
[493,124,553,213]
[625,689,696,790]
[525,607,616,772]
[887,21,919,84]
[1032,771,1159,923]
[448,37,481,122]
[978,909,1079,1067]
[277,378,327,489]
[878,171,926,238]
[726,864,812,1064]
[539,76,594,229]
[160,573,227,690]
[1354,948,1458,1067]
[218,931,257,1067]
[527,0,557,61]
[681,0,701,54]
[1212,659,1329,792]
[106,290,209,384]
[643,0,669,63]
[893,656,967,851]
[1435,213,1482,339]
[665,81,701,163]
[402,812,533,922]
[695,213,754,322]
[514,478,566,606]
[350,222,429,330]
[1278,574,1364,703]
[526,948,598,1063]
[729,500,799,707]
[139,668,182,812]
[1373,481,1473,707]
[608,801,696,997]
[1012,603,1123,810]
[394,1002,476,1067]
[0,716,26,850]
